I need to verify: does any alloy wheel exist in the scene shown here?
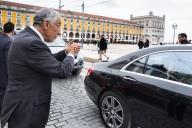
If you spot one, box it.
[101,96,124,128]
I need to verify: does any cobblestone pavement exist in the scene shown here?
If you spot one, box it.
[46,63,106,128]
[45,44,140,128]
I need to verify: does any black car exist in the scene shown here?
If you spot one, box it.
[84,45,192,128]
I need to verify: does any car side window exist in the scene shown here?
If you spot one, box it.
[125,57,147,73]
[144,52,172,79]
[166,52,192,85]
[145,51,192,85]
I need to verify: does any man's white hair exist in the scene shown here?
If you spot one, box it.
[33,8,60,26]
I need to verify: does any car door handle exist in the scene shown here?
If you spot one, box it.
[123,76,137,82]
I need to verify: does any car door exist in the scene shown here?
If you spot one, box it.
[118,50,192,128]
[163,51,192,127]
[118,54,165,128]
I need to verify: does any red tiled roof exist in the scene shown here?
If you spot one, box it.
[0,0,42,9]
[59,10,135,24]
[1,1,136,24]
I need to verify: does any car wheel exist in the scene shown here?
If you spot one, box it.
[99,91,131,128]
[72,68,82,76]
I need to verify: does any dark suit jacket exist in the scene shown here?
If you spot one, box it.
[1,27,74,128]
[99,37,107,50]
[0,33,12,89]
[0,33,12,113]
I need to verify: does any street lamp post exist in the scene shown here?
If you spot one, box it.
[81,1,85,48]
[59,0,64,10]
[172,24,177,44]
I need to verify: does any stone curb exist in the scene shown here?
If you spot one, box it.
[83,57,99,63]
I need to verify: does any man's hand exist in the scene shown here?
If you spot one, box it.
[65,41,80,55]
[74,43,80,54]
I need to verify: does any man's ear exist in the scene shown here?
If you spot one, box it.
[43,21,49,30]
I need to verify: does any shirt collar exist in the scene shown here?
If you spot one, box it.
[30,26,45,42]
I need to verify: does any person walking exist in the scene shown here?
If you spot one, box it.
[98,34,109,61]
[138,40,144,49]
[1,8,80,128]
[144,39,150,48]
[0,22,15,115]
[178,33,190,44]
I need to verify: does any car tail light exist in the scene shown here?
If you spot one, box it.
[87,67,94,76]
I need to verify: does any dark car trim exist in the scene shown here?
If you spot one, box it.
[122,50,192,71]
[120,70,192,96]
[85,90,96,102]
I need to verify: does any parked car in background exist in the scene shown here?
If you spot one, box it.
[46,37,84,75]
[84,45,192,128]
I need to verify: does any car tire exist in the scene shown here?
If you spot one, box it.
[99,91,131,128]
[71,68,82,76]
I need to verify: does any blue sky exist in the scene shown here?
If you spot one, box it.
[6,0,192,42]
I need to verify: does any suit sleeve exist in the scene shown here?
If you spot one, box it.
[53,50,67,61]
[4,41,12,73]
[26,40,74,78]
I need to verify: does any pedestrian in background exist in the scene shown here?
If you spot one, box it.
[178,33,190,44]
[98,34,109,61]
[144,39,150,48]
[138,40,144,49]
[1,8,80,128]
[93,40,97,45]
[0,22,15,115]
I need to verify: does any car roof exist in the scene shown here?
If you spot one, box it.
[121,45,192,58]
[143,44,192,52]
[107,45,192,68]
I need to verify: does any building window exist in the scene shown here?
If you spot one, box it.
[87,26,90,32]
[64,24,67,30]
[153,21,155,27]
[146,20,149,26]
[26,16,30,26]
[7,11,12,16]
[0,10,1,15]
[17,12,21,17]
[17,18,21,26]
[7,17,12,22]
[93,27,95,32]
[70,24,73,31]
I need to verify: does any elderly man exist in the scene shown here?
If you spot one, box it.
[1,8,80,128]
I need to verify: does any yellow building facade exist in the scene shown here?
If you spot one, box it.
[0,1,143,43]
